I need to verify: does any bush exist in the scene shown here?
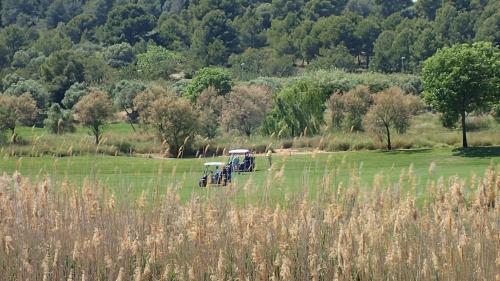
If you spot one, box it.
[184,67,233,101]
[465,115,492,131]
[44,103,76,134]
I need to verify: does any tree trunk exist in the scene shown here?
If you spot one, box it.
[124,108,136,132]
[385,124,391,150]
[461,111,468,148]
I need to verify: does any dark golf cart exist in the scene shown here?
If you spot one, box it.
[228,149,255,172]
[199,162,230,187]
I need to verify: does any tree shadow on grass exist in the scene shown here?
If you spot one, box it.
[379,148,433,155]
[452,146,500,158]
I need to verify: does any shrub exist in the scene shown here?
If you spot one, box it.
[184,67,233,101]
[44,103,76,134]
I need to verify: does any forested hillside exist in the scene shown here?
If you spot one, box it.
[1,0,498,83]
[0,0,499,152]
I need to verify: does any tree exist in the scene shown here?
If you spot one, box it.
[422,42,500,148]
[136,45,184,79]
[44,103,75,134]
[325,85,372,131]
[229,48,295,80]
[65,13,98,43]
[263,80,326,137]
[157,15,190,50]
[111,80,146,130]
[190,10,240,66]
[371,30,397,72]
[4,78,50,109]
[74,90,114,145]
[0,94,38,142]
[375,0,412,17]
[194,87,224,138]
[363,87,419,150]
[184,67,233,101]
[309,45,357,71]
[220,85,273,136]
[102,4,155,44]
[40,50,85,103]
[135,88,199,157]
[61,82,87,109]
[104,43,135,68]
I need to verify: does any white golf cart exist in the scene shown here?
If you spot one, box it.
[228,149,255,172]
[199,162,229,187]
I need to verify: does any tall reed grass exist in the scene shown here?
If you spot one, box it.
[0,163,498,281]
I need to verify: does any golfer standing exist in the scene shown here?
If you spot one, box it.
[266,149,272,170]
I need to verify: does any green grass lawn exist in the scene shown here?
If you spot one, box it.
[0,147,498,204]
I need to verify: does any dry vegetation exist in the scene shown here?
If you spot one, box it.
[0,165,498,281]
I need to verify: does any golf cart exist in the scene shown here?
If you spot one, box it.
[199,162,230,187]
[228,149,255,172]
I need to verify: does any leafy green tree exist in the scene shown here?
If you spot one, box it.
[375,0,412,17]
[44,103,75,134]
[74,90,114,145]
[111,80,146,130]
[33,29,72,56]
[103,4,155,44]
[271,0,305,19]
[232,7,268,49]
[0,93,38,142]
[344,0,376,17]
[184,67,233,101]
[40,50,85,103]
[135,88,199,156]
[104,43,135,68]
[62,82,87,109]
[229,48,295,79]
[371,30,397,72]
[11,48,40,68]
[353,16,381,66]
[422,42,500,148]
[157,15,190,50]
[415,0,442,20]
[136,45,184,79]
[4,79,50,109]
[309,45,357,71]
[83,0,113,25]
[0,25,36,65]
[474,1,499,45]
[46,0,82,28]
[65,13,98,43]
[267,14,300,56]
[263,80,326,137]
[304,0,336,20]
[190,10,239,66]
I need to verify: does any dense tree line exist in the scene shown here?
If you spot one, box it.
[0,0,498,152]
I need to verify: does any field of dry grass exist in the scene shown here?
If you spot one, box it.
[0,163,498,281]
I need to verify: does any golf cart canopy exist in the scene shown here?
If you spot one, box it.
[228,149,250,154]
[204,162,226,166]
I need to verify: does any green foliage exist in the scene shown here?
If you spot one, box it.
[102,4,155,44]
[309,45,357,71]
[184,67,233,101]
[40,50,85,103]
[74,90,114,145]
[104,43,135,68]
[4,78,50,109]
[422,42,500,147]
[61,82,87,109]
[111,80,146,126]
[263,80,327,137]
[229,48,295,80]
[44,103,75,134]
[136,45,184,79]
[190,10,240,66]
